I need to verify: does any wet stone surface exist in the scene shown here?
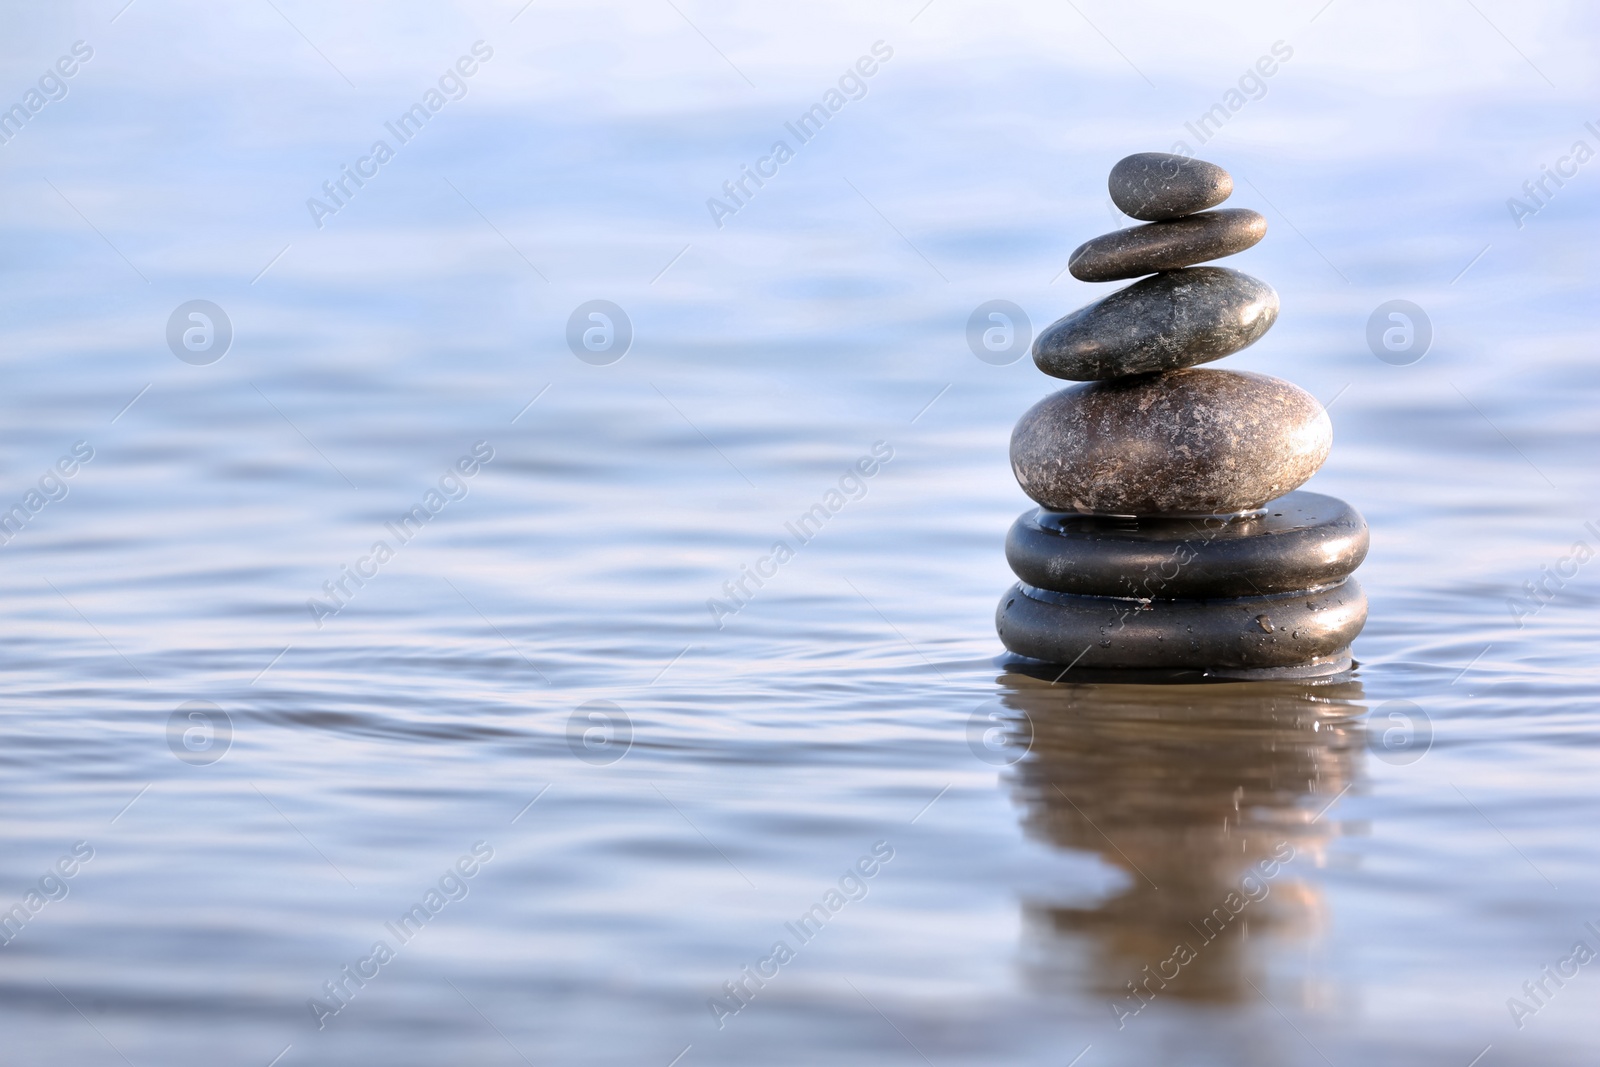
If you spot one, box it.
[1005,490,1369,599]
[1010,369,1332,516]
[1068,209,1267,283]
[1033,267,1278,381]
[994,577,1367,670]
[1108,152,1233,221]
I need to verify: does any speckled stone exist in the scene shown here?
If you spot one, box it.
[1109,152,1233,222]
[1005,490,1368,599]
[1010,369,1332,516]
[994,578,1366,670]
[1034,268,1278,382]
[1069,209,1266,283]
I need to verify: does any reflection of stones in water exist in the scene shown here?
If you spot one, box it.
[998,673,1365,1008]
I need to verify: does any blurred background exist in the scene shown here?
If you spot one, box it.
[1,1,1598,1063]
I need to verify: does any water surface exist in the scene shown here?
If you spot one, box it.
[3,2,1599,1063]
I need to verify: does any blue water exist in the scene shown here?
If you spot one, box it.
[3,1,1600,1063]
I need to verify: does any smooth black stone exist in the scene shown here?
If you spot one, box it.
[1069,209,1266,283]
[1032,268,1278,381]
[1108,153,1232,222]
[1005,491,1368,599]
[1000,652,1354,684]
[994,579,1367,671]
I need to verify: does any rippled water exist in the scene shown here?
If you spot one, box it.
[4,1,1600,1064]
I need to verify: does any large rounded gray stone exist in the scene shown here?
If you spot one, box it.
[1010,369,1332,516]
[1109,152,1232,221]
[1033,267,1278,381]
[1068,209,1266,283]
[1006,491,1368,599]
[995,578,1366,671]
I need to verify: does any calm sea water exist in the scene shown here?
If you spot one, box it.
[3,1,1599,1064]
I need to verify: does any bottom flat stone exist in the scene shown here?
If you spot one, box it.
[995,579,1366,671]
[998,651,1353,685]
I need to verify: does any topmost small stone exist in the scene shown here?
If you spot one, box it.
[1109,153,1232,222]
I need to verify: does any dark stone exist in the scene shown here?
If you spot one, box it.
[1001,654,1355,683]
[1109,152,1232,222]
[1010,369,1331,516]
[1068,209,1266,283]
[1033,267,1278,381]
[1005,490,1368,599]
[994,578,1367,670]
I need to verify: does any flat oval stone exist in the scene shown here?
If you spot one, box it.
[995,578,1366,670]
[1034,267,1277,381]
[1068,209,1266,283]
[1010,369,1332,516]
[1109,152,1232,221]
[1005,490,1368,599]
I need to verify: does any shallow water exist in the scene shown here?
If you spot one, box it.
[3,1,1600,1063]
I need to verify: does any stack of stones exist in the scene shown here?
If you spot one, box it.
[995,152,1368,679]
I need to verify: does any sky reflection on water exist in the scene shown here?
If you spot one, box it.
[2,1,1599,1064]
